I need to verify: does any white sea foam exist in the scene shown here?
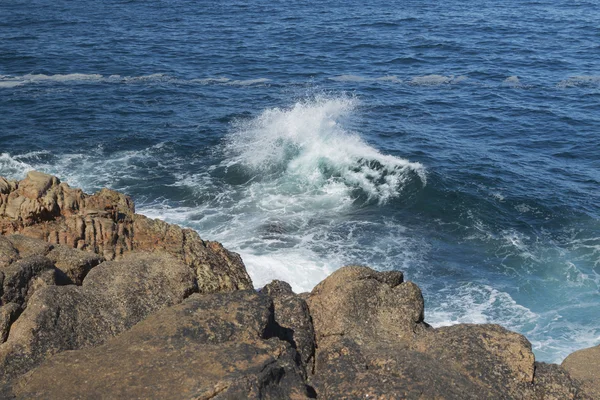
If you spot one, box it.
[329,75,367,82]
[329,75,401,83]
[557,75,600,88]
[225,96,426,204]
[409,74,467,86]
[427,283,539,330]
[227,78,271,86]
[502,75,524,88]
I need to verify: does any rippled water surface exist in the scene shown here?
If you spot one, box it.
[1,0,599,362]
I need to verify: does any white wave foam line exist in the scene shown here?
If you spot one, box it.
[502,75,525,88]
[329,75,401,83]
[225,96,426,205]
[0,73,271,88]
[557,75,600,88]
[227,78,270,86]
[426,283,539,330]
[409,74,467,86]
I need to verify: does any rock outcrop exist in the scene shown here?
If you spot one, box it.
[562,345,600,399]
[0,251,198,382]
[1,173,597,399]
[0,171,252,292]
[4,291,313,399]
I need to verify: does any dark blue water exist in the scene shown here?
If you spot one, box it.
[1,0,599,363]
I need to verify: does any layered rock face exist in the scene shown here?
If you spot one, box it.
[0,172,597,399]
[0,171,252,292]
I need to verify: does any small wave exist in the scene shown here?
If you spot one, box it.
[409,74,467,86]
[557,75,600,88]
[0,73,270,88]
[227,78,270,86]
[329,75,401,83]
[502,75,524,88]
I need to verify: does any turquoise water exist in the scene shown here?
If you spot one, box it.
[1,0,599,363]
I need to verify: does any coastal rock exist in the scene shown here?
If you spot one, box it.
[0,171,252,291]
[0,303,20,343]
[45,244,104,285]
[307,265,426,344]
[562,344,600,399]
[261,280,316,372]
[132,214,252,292]
[0,252,198,382]
[0,255,57,307]
[5,291,313,399]
[533,362,585,400]
[307,266,586,399]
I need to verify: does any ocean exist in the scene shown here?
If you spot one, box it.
[1,0,599,363]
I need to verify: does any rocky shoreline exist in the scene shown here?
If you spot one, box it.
[0,171,598,399]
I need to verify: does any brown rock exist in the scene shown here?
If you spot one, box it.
[414,323,535,397]
[562,344,600,399]
[307,265,426,345]
[0,303,20,343]
[533,362,589,400]
[6,291,313,399]
[0,255,57,307]
[0,252,198,382]
[45,244,104,285]
[1,172,252,291]
[3,234,52,259]
[306,266,585,399]
[261,280,316,372]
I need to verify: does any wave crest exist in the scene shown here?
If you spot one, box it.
[224,96,426,204]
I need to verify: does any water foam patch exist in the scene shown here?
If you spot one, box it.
[225,96,426,205]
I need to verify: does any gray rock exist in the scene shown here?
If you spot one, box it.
[0,303,20,343]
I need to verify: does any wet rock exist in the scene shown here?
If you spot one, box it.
[0,252,198,382]
[261,280,316,372]
[562,344,600,399]
[6,291,313,399]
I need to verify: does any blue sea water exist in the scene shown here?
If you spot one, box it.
[1,0,599,363]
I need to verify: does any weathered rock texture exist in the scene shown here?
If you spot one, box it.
[0,252,198,382]
[306,266,588,399]
[0,171,252,292]
[562,344,600,399]
[5,291,314,399]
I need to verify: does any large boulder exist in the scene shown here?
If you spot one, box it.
[306,266,587,399]
[0,252,198,382]
[4,291,313,399]
[0,171,252,291]
[562,344,600,399]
